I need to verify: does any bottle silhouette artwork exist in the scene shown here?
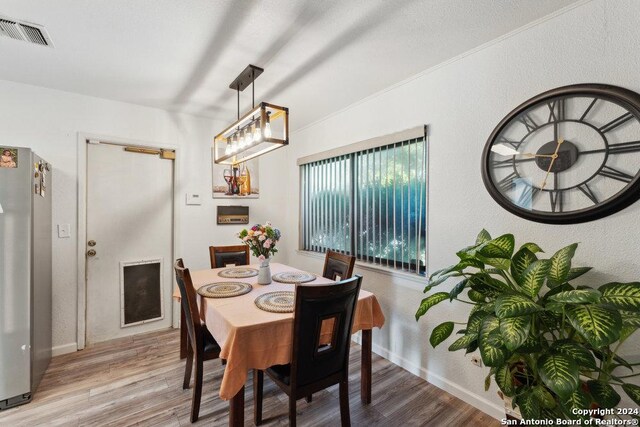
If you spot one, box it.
[231,166,240,195]
[240,164,251,196]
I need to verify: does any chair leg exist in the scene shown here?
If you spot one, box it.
[183,340,193,389]
[253,370,263,425]
[305,394,312,403]
[190,357,203,423]
[339,379,351,427]
[289,395,297,427]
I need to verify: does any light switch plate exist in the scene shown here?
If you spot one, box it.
[186,193,202,205]
[58,224,71,238]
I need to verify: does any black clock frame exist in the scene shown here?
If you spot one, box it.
[482,83,640,224]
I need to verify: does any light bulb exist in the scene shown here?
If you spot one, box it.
[264,121,272,138]
[224,140,232,156]
[239,131,246,149]
[253,123,262,142]
[246,127,254,145]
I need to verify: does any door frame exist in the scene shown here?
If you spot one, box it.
[76,132,181,350]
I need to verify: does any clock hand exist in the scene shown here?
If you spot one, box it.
[540,138,564,189]
[491,144,556,158]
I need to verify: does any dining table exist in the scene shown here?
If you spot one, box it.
[173,262,385,426]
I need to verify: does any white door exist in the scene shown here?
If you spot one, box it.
[86,142,174,344]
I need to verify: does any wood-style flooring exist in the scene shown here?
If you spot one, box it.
[0,329,499,426]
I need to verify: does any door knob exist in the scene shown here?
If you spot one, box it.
[87,249,97,257]
[88,240,96,247]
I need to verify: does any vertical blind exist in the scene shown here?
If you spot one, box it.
[300,136,427,275]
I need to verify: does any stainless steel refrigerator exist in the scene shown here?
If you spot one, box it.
[0,146,52,410]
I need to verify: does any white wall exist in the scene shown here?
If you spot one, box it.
[280,0,640,419]
[0,79,284,354]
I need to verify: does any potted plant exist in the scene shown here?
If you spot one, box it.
[415,230,640,422]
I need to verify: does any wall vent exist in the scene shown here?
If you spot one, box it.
[0,15,53,47]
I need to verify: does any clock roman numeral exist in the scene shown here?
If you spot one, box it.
[608,140,640,154]
[599,112,634,133]
[547,99,565,123]
[598,165,634,183]
[579,98,598,122]
[576,183,598,205]
[518,113,540,133]
[496,172,517,193]
[491,158,513,169]
[497,136,522,150]
[549,190,563,213]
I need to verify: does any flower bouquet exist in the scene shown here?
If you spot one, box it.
[238,222,281,284]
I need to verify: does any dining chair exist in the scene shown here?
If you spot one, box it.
[322,250,356,281]
[174,259,222,423]
[209,244,250,269]
[253,275,363,427]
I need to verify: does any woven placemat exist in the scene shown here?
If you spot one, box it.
[218,267,259,278]
[254,291,295,313]
[271,271,316,284]
[197,282,252,298]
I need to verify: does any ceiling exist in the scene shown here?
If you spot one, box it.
[0,0,579,131]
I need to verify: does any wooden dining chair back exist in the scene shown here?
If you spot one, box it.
[322,250,356,281]
[254,275,363,427]
[209,244,250,269]
[174,259,221,423]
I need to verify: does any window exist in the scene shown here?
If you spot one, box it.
[300,128,427,275]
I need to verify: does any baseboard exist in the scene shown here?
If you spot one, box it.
[52,342,78,356]
[352,334,505,421]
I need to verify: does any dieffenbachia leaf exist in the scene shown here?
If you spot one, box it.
[533,386,556,409]
[520,242,544,254]
[466,311,487,337]
[510,248,538,284]
[449,279,468,301]
[519,259,551,298]
[561,388,591,420]
[515,391,541,420]
[551,340,597,370]
[494,364,516,397]
[448,333,476,352]
[415,292,449,320]
[622,383,640,406]
[587,380,621,409]
[477,233,515,259]
[548,289,601,304]
[495,293,541,318]
[429,322,454,348]
[499,315,531,351]
[565,266,592,282]
[476,229,492,245]
[537,353,580,399]
[621,310,640,327]
[478,315,509,367]
[565,304,621,348]
[548,243,578,286]
[599,282,640,312]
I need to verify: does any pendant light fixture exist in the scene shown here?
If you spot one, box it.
[213,64,289,165]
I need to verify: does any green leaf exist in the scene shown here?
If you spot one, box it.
[537,353,580,398]
[520,242,544,254]
[519,260,551,298]
[622,383,640,406]
[495,294,541,318]
[549,289,601,304]
[620,324,636,342]
[561,388,591,419]
[551,340,597,370]
[415,292,450,320]
[499,315,531,351]
[510,248,538,284]
[621,310,640,327]
[477,234,515,259]
[478,315,509,367]
[515,391,541,420]
[484,370,493,392]
[599,282,640,312]
[476,229,492,245]
[466,311,487,336]
[548,243,578,286]
[424,271,461,291]
[476,255,511,270]
[449,279,468,301]
[467,289,486,303]
[542,282,574,301]
[448,334,476,351]
[587,380,621,409]
[495,364,516,397]
[565,266,592,282]
[430,322,454,348]
[566,304,622,347]
[519,333,543,353]
[533,386,556,409]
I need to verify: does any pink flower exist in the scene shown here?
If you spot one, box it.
[263,239,272,249]
[243,236,249,241]
[254,230,262,236]
[258,255,265,261]
[258,235,266,241]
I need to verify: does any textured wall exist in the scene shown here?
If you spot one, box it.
[280,0,640,418]
[0,80,284,353]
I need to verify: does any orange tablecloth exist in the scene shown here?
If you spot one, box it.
[173,262,385,400]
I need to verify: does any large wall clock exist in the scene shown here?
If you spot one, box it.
[482,84,640,224]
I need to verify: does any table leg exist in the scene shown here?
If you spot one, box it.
[229,385,245,427]
[180,309,187,360]
[361,329,372,404]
